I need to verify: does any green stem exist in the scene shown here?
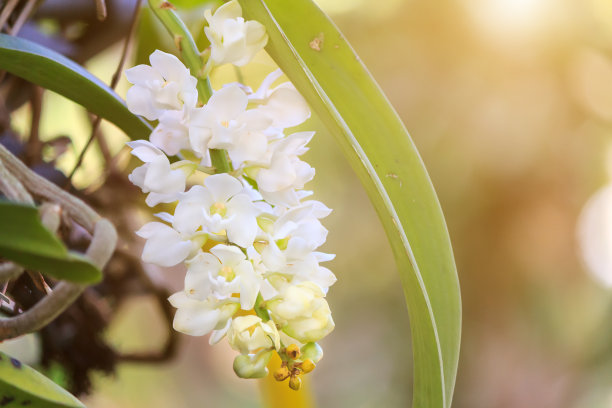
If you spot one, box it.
[254,293,270,322]
[147,0,213,102]
[210,148,233,173]
[148,0,232,173]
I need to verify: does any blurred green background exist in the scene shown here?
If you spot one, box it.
[9,0,612,406]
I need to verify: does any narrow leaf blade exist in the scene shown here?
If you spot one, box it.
[0,34,151,140]
[239,1,462,406]
[0,201,101,284]
[0,351,84,407]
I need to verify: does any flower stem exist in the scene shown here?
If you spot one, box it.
[254,293,270,322]
[148,0,233,173]
[210,148,232,174]
[147,0,213,102]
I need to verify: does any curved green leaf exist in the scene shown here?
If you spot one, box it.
[0,33,151,140]
[0,201,101,284]
[0,351,84,407]
[239,1,462,406]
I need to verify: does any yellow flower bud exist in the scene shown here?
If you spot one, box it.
[289,375,302,391]
[300,359,315,374]
[274,365,290,381]
[286,344,301,360]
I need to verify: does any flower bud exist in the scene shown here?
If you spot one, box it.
[125,50,198,120]
[268,283,335,343]
[300,342,323,364]
[289,375,302,391]
[204,0,268,67]
[273,365,290,381]
[286,344,300,360]
[300,359,315,374]
[227,315,280,354]
[233,350,273,379]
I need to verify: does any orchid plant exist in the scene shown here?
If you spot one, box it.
[126,0,335,388]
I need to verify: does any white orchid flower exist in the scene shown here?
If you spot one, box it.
[136,222,201,267]
[185,244,261,310]
[189,84,271,167]
[272,200,332,248]
[256,201,331,266]
[149,107,191,156]
[259,240,336,294]
[126,50,198,120]
[250,69,311,130]
[168,292,239,337]
[246,246,278,300]
[281,251,337,293]
[173,173,260,247]
[127,140,188,206]
[249,132,315,206]
[204,0,268,67]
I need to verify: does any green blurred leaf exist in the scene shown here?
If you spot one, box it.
[170,0,219,9]
[0,34,151,140]
[0,351,84,407]
[135,4,214,68]
[239,1,462,406]
[134,6,168,67]
[0,201,101,284]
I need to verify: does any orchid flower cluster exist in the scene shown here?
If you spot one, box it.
[124,0,335,389]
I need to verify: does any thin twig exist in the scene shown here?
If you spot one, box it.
[0,282,18,315]
[0,0,42,84]
[25,86,44,166]
[66,116,103,184]
[0,0,19,32]
[94,118,114,165]
[26,270,52,294]
[95,0,108,21]
[109,2,143,90]
[0,263,24,283]
[0,282,85,340]
[0,158,34,203]
[0,143,99,230]
[7,0,37,35]
[0,87,10,130]
[66,0,142,185]
[0,0,20,84]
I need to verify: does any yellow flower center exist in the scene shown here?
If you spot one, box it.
[210,202,227,217]
[219,265,235,281]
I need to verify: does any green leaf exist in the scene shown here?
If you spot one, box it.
[239,1,462,406]
[0,201,101,284]
[0,34,151,141]
[0,351,84,407]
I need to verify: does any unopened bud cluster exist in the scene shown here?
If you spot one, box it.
[125,0,335,385]
[272,343,322,390]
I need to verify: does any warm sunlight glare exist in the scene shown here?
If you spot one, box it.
[315,0,403,18]
[463,0,557,45]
